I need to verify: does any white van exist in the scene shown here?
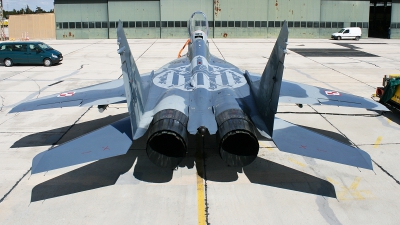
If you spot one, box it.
[331,27,362,40]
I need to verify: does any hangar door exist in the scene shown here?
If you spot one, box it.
[160,0,213,38]
[55,1,108,39]
[369,0,392,38]
[108,1,160,39]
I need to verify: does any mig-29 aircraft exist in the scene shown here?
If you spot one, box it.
[10,11,387,174]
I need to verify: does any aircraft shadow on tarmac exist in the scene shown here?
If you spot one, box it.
[382,109,400,126]
[25,113,341,202]
[30,149,336,202]
[30,130,337,202]
[204,153,336,198]
[11,113,130,148]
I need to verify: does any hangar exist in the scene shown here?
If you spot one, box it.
[54,0,399,39]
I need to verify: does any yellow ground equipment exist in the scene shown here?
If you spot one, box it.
[0,19,8,27]
[376,74,400,111]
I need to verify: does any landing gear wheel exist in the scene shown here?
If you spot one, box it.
[4,58,13,67]
[43,58,52,67]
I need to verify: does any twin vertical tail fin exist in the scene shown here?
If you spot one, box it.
[117,21,146,139]
[253,21,288,137]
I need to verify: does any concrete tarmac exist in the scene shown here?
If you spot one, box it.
[1,37,400,224]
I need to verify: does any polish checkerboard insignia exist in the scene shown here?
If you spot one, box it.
[325,90,341,96]
[57,92,75,97]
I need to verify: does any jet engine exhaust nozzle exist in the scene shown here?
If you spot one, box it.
[146,109,188,169]
[216,109,259,167]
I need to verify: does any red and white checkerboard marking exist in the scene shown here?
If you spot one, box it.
[325,90,341,96]
[57,92,75,97]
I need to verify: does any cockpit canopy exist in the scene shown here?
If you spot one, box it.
[188,11,209,40]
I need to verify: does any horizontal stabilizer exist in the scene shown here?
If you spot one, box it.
[272,118,373,170]
[31,117,133,174]
[10,79,126,113]
[279,80,388,111]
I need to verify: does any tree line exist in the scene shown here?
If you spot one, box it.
[2,5,54,18]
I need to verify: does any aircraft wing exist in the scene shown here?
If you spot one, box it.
[272,118,373,170]
[279,80,388,111]
[31,116,132,174]
[9,79,126,113]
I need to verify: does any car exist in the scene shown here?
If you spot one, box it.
[0,41,63,67]
[331,27,362,40]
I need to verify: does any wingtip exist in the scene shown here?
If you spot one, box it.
[8,108,18,114]
[8,105,25,114]
[31,151,47,174]
[373,104,390,112]
[357,148,374,170]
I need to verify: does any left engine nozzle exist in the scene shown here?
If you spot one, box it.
[146,109,188,169]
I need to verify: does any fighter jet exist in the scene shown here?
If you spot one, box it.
[10,11,387,174]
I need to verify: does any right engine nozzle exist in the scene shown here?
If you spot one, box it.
[146,109,188,169]
[216,109,259,167]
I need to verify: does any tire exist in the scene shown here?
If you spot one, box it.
[43,58,52,67]
[355,36,360,41]
[4,58,13,67]
[337,36,342,40]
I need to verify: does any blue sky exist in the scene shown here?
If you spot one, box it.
[2,0,54,11]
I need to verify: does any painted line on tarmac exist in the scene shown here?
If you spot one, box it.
[196,173,206,225]
[258,141,274,151]
[195,134,207,225]
[289,158,306,167]
[373,136,383,148]
[327,177,374,200]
